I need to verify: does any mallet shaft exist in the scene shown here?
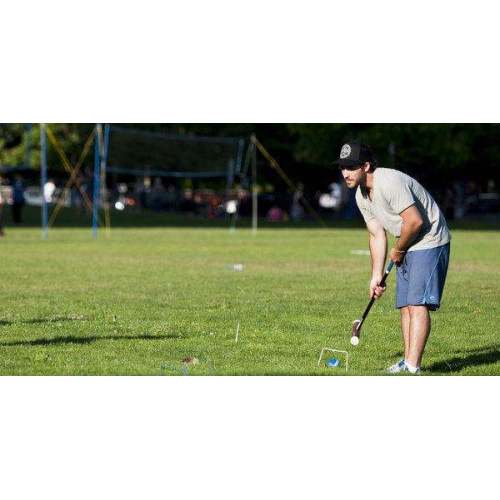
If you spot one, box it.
[361,261,394,321]
[355,260,395,332]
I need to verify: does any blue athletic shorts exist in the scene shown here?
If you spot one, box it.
[396,242,450,311]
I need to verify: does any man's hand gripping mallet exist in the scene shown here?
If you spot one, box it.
[351,260,395,346]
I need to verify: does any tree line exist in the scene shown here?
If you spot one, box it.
[1,123,498,192]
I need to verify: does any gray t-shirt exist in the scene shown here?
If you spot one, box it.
[355,168,450,251]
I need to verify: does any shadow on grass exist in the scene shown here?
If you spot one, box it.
[0,316,87,326]
[0,333,181,347]
[427,345,500,373]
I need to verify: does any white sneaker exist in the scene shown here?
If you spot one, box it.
[405,362,421,375]
[387,359,407,374]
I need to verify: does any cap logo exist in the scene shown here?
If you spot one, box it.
[340,144,351,159]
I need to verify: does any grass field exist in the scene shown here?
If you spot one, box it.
[1,217,499,375]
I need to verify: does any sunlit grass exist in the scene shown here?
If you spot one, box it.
[0,225,498,375]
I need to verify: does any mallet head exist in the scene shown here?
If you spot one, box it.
[350,319,361,346]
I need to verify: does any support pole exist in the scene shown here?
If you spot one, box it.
[92,125,101,239]
[252,135,327,227]
[226,157,236,233]
[102,124,111,238]
[40,124,48,239]
[251,138,258,235]
[228,138,246,234]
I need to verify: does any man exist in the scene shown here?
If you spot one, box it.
[334,142,451,374]
[12,175,26,224]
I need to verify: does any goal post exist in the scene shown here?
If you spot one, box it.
[39,123,110,239]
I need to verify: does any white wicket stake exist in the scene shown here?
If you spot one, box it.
[235,322,240,343]
[317,348,349,372]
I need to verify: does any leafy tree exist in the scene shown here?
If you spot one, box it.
[1,123,499,191]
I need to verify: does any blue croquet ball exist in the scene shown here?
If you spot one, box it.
[326,357,340,368]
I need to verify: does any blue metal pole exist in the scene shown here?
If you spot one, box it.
[40,124,48,239]
[251,141,258,235]
[102,124,111,238]
[92,126,101,238]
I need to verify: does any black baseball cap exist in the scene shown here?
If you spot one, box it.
[333,142,374,168]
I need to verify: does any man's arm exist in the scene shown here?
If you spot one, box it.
[390,204,424,265]
[366,218,387,299]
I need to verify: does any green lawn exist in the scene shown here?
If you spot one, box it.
[1,221,499,375]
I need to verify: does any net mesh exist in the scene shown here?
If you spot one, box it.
[107,126,243,178]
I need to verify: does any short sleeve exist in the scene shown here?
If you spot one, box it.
[383,174,415,214]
